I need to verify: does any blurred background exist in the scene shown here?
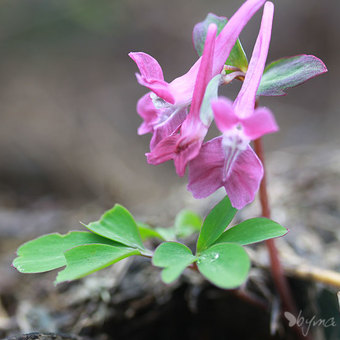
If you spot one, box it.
[0,0,339,338]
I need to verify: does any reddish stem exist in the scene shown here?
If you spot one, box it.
[254,138,311,340]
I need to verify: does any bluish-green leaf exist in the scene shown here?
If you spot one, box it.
[257,54,327,96]
[13,231,120,273]
[196,196,237,254]
[56,244,139,283]
[84,204,145,250]
[174,210,202,238]
[197,243,250,289]
[213,218,288,246]
[200,74,222,126]
[153,242,197,283]
[193,13,248,71]
[193,13,228,57]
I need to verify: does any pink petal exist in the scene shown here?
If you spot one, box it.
[241,106,279,140]
[189,24,217,116]
[233,2,274,118]
[146,135,178,165]
[150,107,187,150]
[213,0,267,75]
[129,52,164,80]
[168,64,199,106]
[211,97,238,133]
[136,93,158,135]
[187,137,225,199]
[135,73,175,104]
[224,145,263,209]
[174,139,203,177]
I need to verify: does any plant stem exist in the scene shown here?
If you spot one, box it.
[253,138,310,340]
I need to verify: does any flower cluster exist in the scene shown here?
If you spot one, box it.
[130,0,278,209]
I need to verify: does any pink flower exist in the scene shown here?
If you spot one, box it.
[146,23,217,176]
[188,2,277,209]
[129,0,267,149]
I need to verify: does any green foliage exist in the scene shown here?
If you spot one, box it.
[225,39,248,73]
[13,231,120,273]
[257,55,327,96]
[84,204,145,250]
[152,242,197,283]
[13,198,288,290]
[213,217,287,246]
[138,209,202,242]
[138,223,166,241]
[196,196,237,253]
[56,244,140,283]
[13,205,151,283]
[197,242,250,289]
[174,210,202,238]
[193,13,248,72]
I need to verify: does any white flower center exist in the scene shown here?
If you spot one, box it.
[221,125,249,181]
[150,92,172,110]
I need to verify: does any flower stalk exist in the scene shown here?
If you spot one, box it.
[253,137,310,340]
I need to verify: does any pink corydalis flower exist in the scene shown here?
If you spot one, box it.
[129,0,267,149]
[188,1,277,209]
[146,24,217,176]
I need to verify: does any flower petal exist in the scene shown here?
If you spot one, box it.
[129,52,164,80]
[174,139,203,177]
[146,135,178,165]
[189,23,217,116]
[241,106,279,140]
[136,93,158,135]
[224,145,263,209]
[211,97,238,133]
[187,137,225,199]
[129,52,175,104]
[233,2,274,118]
[150,107,187,150]
[213,0,267,75]
[135,74,175,105]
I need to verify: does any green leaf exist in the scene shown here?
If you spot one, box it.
[213,218,288,246]
[225,39,248,73]
[84,204,145,250]
[152,242,197,284]
[174,210,202,238]
[257,54,327,96]
[200,74,221,126]
[196,196,237,254]
[138,223,165,241]
[56,244,140,283]
[13,231,120,273]
[193,13,248,71]
[197,243,250,289]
